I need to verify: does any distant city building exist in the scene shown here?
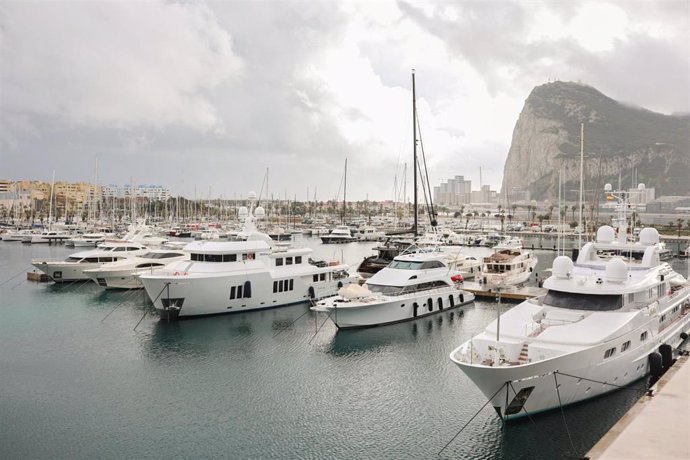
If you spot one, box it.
[434,175,472,206]
[123,184,170,200]
[470,185,498,205]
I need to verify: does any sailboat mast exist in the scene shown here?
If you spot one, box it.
[578,122,584,249]
[342,158,347,224]
[412,70,418,237]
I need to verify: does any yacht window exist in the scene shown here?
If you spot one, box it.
[84,257,100,263]
[230,286,236,299]
[640,331,648,341]
[65,257,82,262]
[276,258,283,266]
[191,253,200,261]
[604,347,616,359]
[279,281,284,292]
[113,247,127,252]
[320,273,326,281]
[657,284,665,298]
[420,260,444,270]
[237,285,243,298]
[367,284,405,296]
[273,281,278,293]
[289,279,294,291]
[98,257,115,263]
[295,256,302,264]
[136,263,164,268]
[621,341,631,352]
[286,257,293,265]
[543,290,622,311]
[126,247,141,251]
[204,254,223,262]
[222,254,237,262]
[313,274,318,282]
[660,314,666,323]
[389,260,424,270]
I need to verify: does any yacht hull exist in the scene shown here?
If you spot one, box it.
[317,289,475,329]
[31,261,103,282]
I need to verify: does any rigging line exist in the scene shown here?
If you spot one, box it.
[554,371,652,395]
[437,382,509,457]
[10,278,26,290]
[272,307,312,338]
[307,310,333,345]
[554,372,577,455]
[0,265,34,287]
[415,110,437,225]
[133,308,149,331]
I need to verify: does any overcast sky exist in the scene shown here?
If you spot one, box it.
[1,0,688,202]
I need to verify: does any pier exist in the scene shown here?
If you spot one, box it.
[587,354,690,459]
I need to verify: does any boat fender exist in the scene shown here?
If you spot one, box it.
[659,344,674,370]
[648,351,663,378]
[681,332,689,341]
[184,272,188,276]
[337,281,343,289]
[308,286,315,299]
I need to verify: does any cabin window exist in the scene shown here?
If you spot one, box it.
[273,281,278,293]
[543,290,622,311]
[205,254,222,262]
[640,331,648,342]
[419,260,444,270]
[660,314,666,323]
[191,253,200,261]
[230,286,236,299]
[276,258,284,266]
[604,347,616,359]
[657,284,665,298]
[313,274,318,282]
[621,341,631,352]
[237,285,243,298]
[627,293,634,304]
[320,273,326,281]
[389,260,424,270]
[286,257,293,265]
[295,256,302,264]
[289,279,294,291]
[222,254,237,262]
[114,247,126,252]
[279,281,284,292]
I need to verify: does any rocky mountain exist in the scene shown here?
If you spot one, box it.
[501,82,690,201]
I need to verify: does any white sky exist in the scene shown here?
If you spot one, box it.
[1,0,688,201]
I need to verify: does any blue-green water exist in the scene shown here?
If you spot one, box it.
[2,238,687,459]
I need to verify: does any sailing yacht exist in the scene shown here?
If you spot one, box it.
[450,187,690,421]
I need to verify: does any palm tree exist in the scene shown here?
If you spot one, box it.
[677,218,684,237]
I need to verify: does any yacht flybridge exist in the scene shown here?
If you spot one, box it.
[139,197,356,319]
[450,186,690,421]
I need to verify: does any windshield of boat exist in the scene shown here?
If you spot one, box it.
[389,260,445,270]
[543,290,623,311]
[140,252,184,259]
[367,280,450,296]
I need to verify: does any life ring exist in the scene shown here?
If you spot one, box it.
[247,253,254,261]
[173,271,180,276]
[184,272,188,276]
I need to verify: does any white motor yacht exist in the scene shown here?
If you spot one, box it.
[478,240,537,287]
[450,221,690,421]
[139,202,356,319]
[84,249,188,289]
[321,225,356,244]
[29,230,72,244]
[31,241,149,282]
[69,233,107,247]
[312,251,475,329]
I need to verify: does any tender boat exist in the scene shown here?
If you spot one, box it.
[320,225,356,244]
[29,230,72,244]
[84,248,188,289]
[450,217,690,421]
[31,241,149,282]
[68,233,107,247]
[139,203,356,319]
[312,251,475,329]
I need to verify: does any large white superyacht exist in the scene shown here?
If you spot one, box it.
[139,204,356,319]
[450,190,690,421]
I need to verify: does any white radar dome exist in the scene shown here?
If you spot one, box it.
[552,256,574,279]
[596,225,615,244]
[637,183,646,190]
[605,257,628,283]
[638,227,659,245]
[254,206,265,219]
[237,206,249,219]
[247,191,257,201]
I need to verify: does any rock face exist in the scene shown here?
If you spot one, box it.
[501,82,690,201]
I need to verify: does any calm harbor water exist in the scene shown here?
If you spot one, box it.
[2,237,688,459]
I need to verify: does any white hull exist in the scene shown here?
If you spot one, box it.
[85,268,154,289]
[319,288,475,329]
[32,261,103,282]
[452,299,690,420]
[141,270,348,317]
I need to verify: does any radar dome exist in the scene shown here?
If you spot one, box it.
[552,256,573,279]
[237,206,249,219]
[605,257,628,283]
[637,183,646,190]
[247,191,257,201]
[254,206,265,219]
[596,225,615,243]
[638,227,659,245]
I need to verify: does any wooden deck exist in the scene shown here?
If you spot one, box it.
[461,281,545,301]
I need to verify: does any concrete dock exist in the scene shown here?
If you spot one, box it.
[462,281,545,301]
[587,354,690,459]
